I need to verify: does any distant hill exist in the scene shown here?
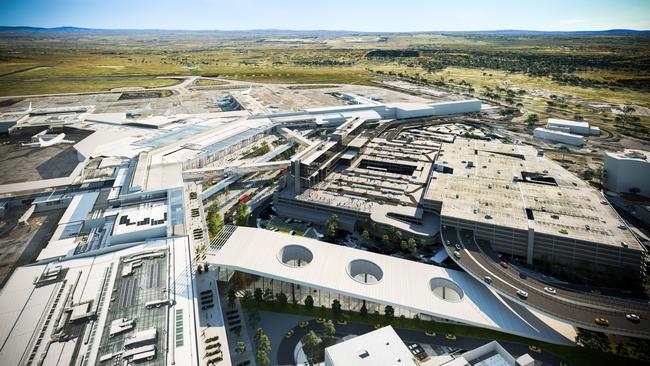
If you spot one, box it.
[439,29,650,36]
[0,26,648,36]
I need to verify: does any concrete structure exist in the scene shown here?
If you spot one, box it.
[0,238,198,366]
[324,326,416,366]
[425,139,645,274]
[546,118,600,136]
[110,200,168,245]
[435,341,531,366]
[208,226,574,344]
[276,133,441,240]
[604,149,650,197]
[533,127,584,146]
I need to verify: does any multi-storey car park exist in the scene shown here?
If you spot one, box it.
[0,77,649,366]
[425,138,645,275]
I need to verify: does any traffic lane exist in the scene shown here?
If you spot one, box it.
[441,227,650,335]
[457,228,650,313]
[451,232,647,333]
[456,230,650,330]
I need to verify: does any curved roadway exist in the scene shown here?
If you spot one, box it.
[276,320,569,366]
[441,226,650,338]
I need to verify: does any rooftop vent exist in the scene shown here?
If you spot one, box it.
[357,349,370,359]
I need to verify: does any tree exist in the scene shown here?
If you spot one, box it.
[234,203,250,226]
[254,288,264,304]
[381,234,391,248]
[384,305,395,319]
[362,230,370,240]
[240,290,253,309]
[263,288,274,302]
[332,299,342,314]
[526,113,539,127]
[256,350,270,365]
[322,320,336,337]
[400,238,417,252]
[303,330,321,361]
[276,292,288,306]
[254,328,272,365]
[227,288,237,308]
[236,341,246,354]
[389,228,403,246]
[305,295,314,310]
[360,303,368,316]
[325,214,339,240]
[206,208,223,239]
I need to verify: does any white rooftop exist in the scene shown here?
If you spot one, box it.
[209,227,573,344]
[547,118,589,128]
[59,191,99,225]
[325,326,416,366]
[112,200,167,236]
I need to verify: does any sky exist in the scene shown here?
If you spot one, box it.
[1,0,649,32]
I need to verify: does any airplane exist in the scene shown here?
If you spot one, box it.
[241,84,253,95]
[21,133,74,148]
[126,103,152,118]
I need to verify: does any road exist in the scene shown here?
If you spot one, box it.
[276,319,569,366]
[441,226,650,338]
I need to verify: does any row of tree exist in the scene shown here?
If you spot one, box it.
[206,207,222,239]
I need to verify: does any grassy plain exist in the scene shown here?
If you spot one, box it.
[0,78,180,96]
[0,30,647,140]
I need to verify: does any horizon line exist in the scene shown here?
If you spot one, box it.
[1,25,649,33]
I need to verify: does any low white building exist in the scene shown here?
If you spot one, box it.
[547,118,600,136]
[324,326,416,366]
[435,340,534,366]
[533,127,584,146]
[604,149,650,197]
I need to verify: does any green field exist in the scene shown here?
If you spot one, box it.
[0,30,647,140]
[0,78,180,96]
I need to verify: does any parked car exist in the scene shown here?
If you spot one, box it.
[298,321,309,328]
[285,330,294,339]
[445,334,456,340]
[453,251,461,259]
[484,276,492,284]
[454,244,461,251]
[425,330,436,337]
[528,345,542,353]
[499,260,508,269]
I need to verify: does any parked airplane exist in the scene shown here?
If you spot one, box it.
[21,133,74,148]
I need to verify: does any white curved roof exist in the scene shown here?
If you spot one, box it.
[208,227,573,345]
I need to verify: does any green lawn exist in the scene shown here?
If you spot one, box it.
[194,78,227,86]
[0,78,180,97]
[256,301,648,366]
